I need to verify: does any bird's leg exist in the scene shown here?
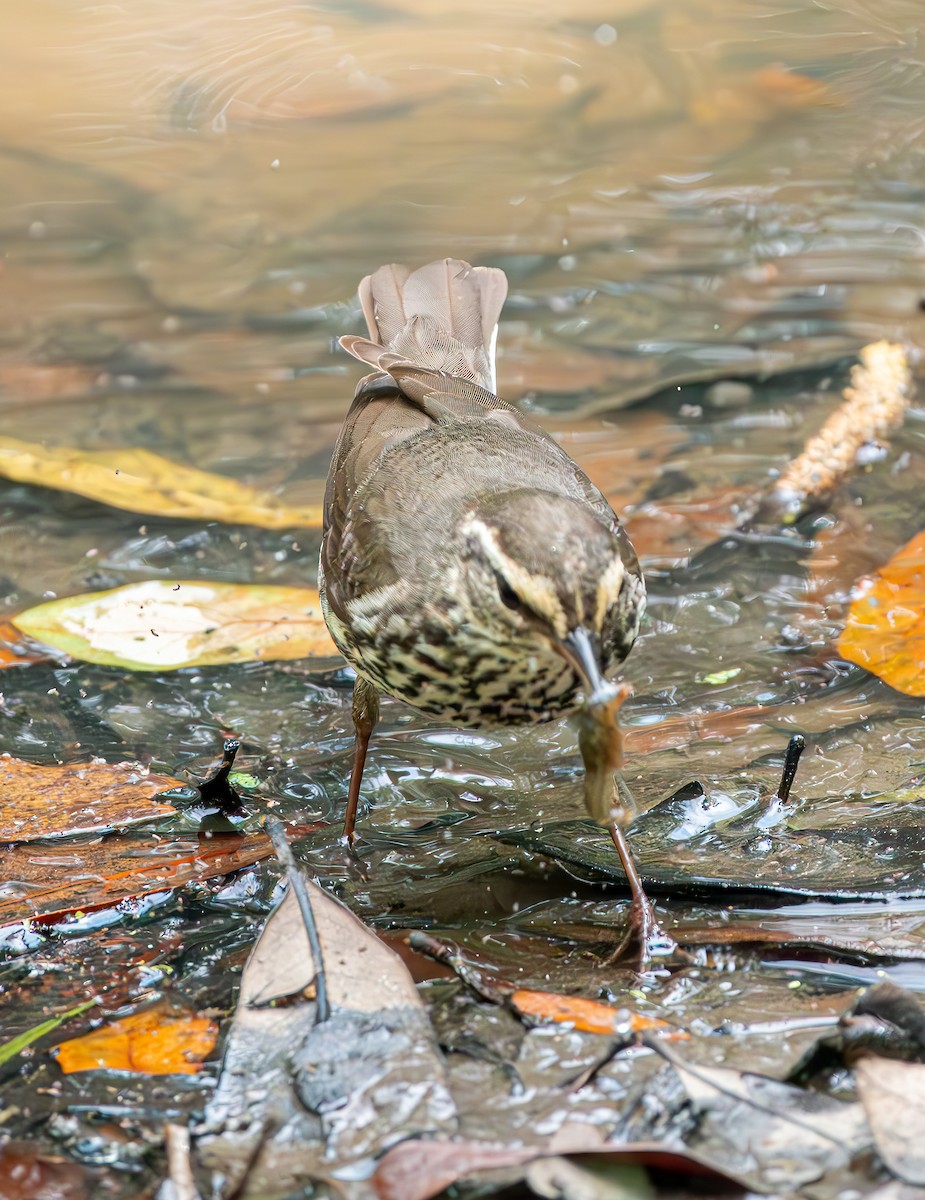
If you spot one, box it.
[343,675,380,843]
[607,773,677,968]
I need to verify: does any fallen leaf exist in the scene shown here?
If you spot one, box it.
[0,756,182,842]
[510,990,683,1039]
[652,1049,870,1193]
[0,999,97,1068]
[0,360,99,402]
[0,619,56,669]
[623,704,770,756]
[855,1056,925,1185]
[373,1138,742,1200]
[0,437,323,529]
[199,881,454,1196]
[51,1005,216,1075]
[0,1144,87,1200]
[524,1157,653,1200]
[623,484,756,568]
[12,580,340,671]
[0,830,280,925]
[837,530,925,697]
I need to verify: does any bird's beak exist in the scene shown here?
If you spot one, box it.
[559,627,606,696]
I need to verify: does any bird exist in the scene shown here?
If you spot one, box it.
[319,258,668,960]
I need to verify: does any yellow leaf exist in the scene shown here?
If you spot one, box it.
[0,437,323,529]
[838,531,925,697]
[52,1007,217,1075]
[12,580,341,671]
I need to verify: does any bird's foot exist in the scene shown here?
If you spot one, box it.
[606,893,679,972]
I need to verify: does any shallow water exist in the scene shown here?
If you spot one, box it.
[1,1,924,1193]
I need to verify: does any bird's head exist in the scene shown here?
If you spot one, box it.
[457,488,645,692]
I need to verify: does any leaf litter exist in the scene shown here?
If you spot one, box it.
[12,579,340,671]
[51,1004,217,1076]
[0,755,182,841]
[0,437,324,529]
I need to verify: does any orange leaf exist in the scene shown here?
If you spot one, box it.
[510,989,684,1038]
[0,829,287,925]
[0,620,56,670]
[52,1006,217,1075]
[0,756,182,842]
[837,531,925,697]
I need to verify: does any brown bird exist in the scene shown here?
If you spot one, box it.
[320,258,669,960]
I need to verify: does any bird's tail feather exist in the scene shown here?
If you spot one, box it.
[340,258,507,391]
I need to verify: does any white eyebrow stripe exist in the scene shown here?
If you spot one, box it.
[461,514,568,638]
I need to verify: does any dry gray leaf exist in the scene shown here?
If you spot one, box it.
[856,1056,925,1185]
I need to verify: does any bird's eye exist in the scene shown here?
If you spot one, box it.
[494,571,523,613]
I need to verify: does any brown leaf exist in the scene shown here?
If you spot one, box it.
[243,880,423,1011]
[373,1137,741,1200]
[837,531,925,697]
[0,830,281,925]
[12,580,340,671]
[577,683,631,823]
[0,1144,87,1200]
[52,1004,217,1075]
[0,756,182,842]
[623,703,770,756]
[623,484,756,568]
[855,1056,925,1185]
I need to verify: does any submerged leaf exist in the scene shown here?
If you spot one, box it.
[0,830,278,925]
[0,620,57,670]
[837,530,925,697]
[12,580,340,671]
[0,999,97,1068]
[52,1006,217,1075]
[0,755,182,842]
[0,437,323,529]
[510,989,683,1039]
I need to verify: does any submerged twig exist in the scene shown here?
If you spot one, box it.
[761,340,913,523]
[264,816,329,1024]
[408,931,512,1006]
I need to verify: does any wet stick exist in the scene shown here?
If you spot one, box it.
[264,816,329,1024]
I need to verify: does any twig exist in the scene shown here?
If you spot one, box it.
[775,733,805,805]
[162,1123,202,1200]
[264,816,329,1024]
[196,738,246,816]
[408,931,512,1005]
